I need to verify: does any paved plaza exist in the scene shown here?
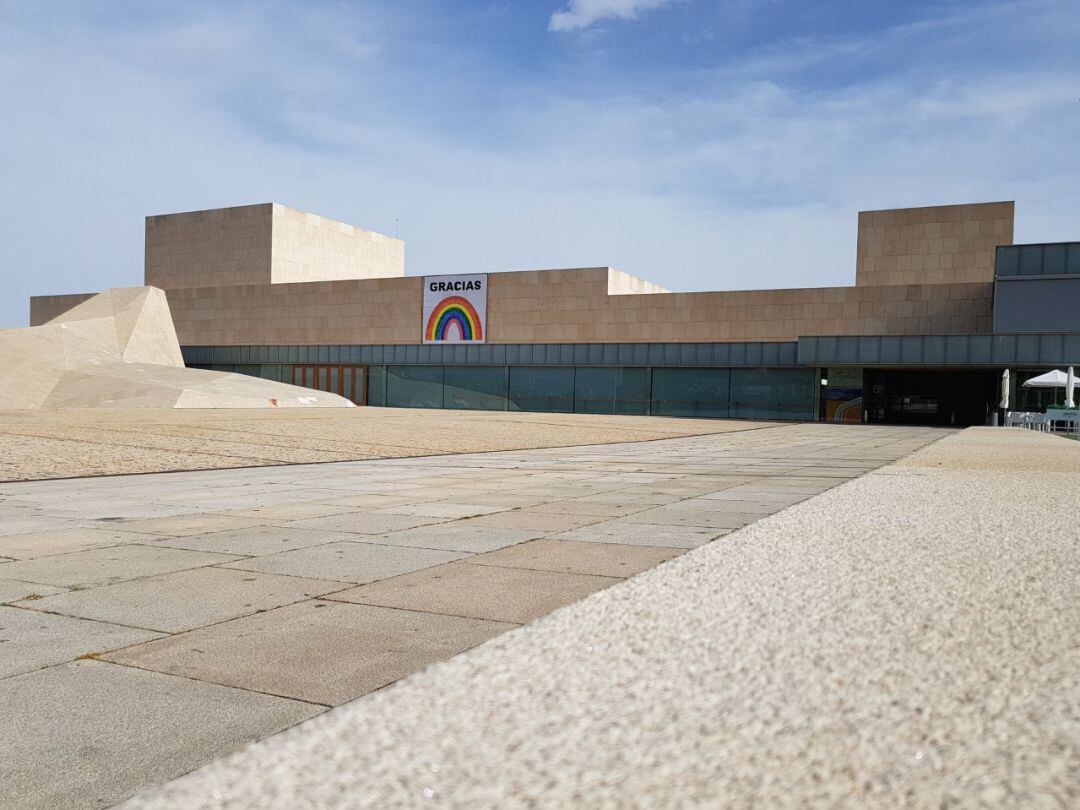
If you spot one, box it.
[0,421,944,809]
[125,426,1080,809]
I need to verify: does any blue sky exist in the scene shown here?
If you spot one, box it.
[1,0,1078,326]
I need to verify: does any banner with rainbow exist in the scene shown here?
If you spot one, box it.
[421,274,488,344]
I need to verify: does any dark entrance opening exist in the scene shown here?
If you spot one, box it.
[864,369,998,427]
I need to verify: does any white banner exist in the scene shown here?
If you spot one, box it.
[422,274,488,344]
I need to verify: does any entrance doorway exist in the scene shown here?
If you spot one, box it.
[863,369,997,426]
[291,365,366,405]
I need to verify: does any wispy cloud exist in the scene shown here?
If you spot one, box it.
[549,0,675,32]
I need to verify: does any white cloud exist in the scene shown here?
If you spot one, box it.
[549,0,674,32]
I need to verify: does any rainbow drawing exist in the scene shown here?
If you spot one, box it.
[425,296,484,342]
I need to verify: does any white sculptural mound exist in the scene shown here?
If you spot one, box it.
[0,287,355,409]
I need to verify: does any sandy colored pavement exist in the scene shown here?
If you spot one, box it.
[0,423,941,810]
[0,407,770,482]
[123,427,1080,808]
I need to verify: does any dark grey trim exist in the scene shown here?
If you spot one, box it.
[181,342,800,368]
[799,333,1080,367]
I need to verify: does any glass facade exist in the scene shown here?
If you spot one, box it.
[505,367,574,412]
[996,243,1080,277]
[193,355,819,421]
[799,333,1080,367]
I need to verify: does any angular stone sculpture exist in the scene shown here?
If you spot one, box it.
[0,287,354,409]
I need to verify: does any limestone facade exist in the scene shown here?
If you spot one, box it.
[31,201,1010,346]
[855,201,1013,287]
[144,203,404,291]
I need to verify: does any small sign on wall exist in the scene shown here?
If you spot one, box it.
[422,274,488,344]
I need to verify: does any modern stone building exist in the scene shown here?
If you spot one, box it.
[30,201,1080,425]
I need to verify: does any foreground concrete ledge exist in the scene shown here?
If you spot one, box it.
[124,428,1080,808]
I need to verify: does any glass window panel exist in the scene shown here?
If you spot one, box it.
[859,336,881,364]
[386,365,443,408]
[996,246,1020,277]
[574,367,616,414]
[508,367,574,412]
[730,368,818,421]
[367,366,386,406]
[900,337,922,364]
[967,337,992,364]
[944,335,968,363]
[923,337,945,364]
[329,367,339,393]
[613,368,648,415]
[1042,244,1067,276]
[650,368,729,418]
[1019,245,1043,276]
[304,367,314,388]
[1067,244,1080,276]
[836,339,859,364]
[1056,334,1080,364]
[880,338,901,364]
[443,367,506,410]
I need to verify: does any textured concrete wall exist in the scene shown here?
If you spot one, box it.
[154,267,992,346]
[270,205,404,284]
[856,202,1013,287]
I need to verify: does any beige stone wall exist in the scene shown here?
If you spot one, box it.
[145,204,274,290]
[152,267,992,346]
[271,205,404,284]
[143,203,404,291]
[33,201,1006,346]
[856,201,1013,287]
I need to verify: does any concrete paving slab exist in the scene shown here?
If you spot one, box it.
[376,502,509,519]
[366,524,542,553]
[552,521,724,549]
[0,545,240,588]
[140,525,365,556]
[465,538,684,578]
[102,600,514,706]
[525,499,649,517]
[220,541,466,584]
[16,567,350,633]
[275,511,446,535]
[0,605,162,679]
[224,502,365,521]
[0,578,65,604]
[316,493,432,509]
[0,527,161,560]
[114,514,272,537]
[328,561,621,624]
[616,507,772,529]
[453,510,605,532]
[0,660,322,810]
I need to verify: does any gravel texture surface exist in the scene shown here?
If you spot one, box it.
[121,427,1080,809]
[0,407,766,481]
